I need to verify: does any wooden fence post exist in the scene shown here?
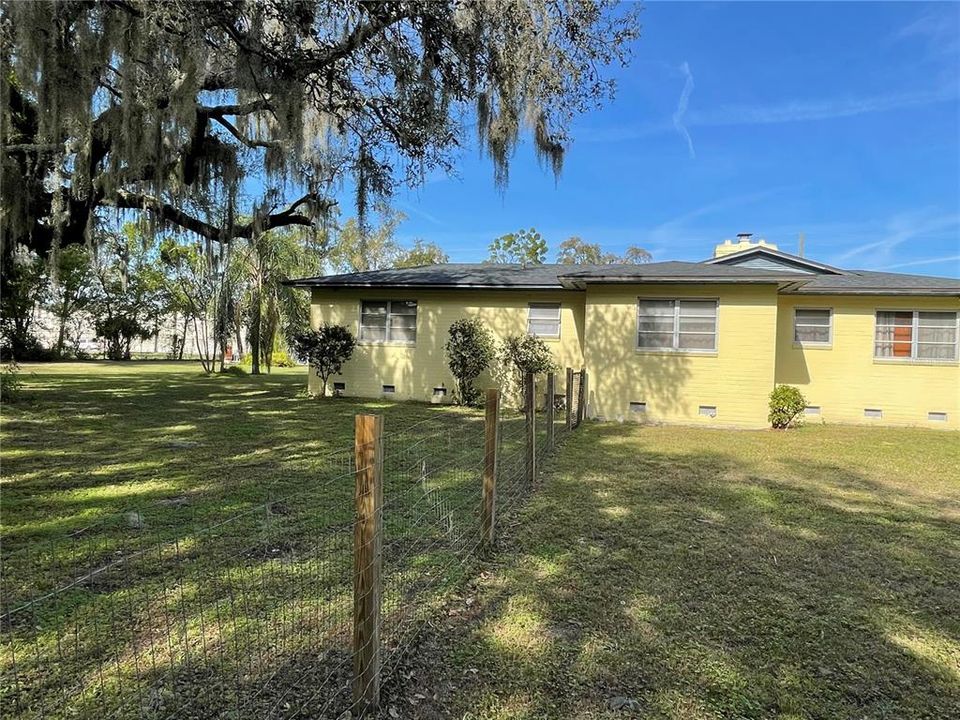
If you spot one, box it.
[482,388,499,546]
[576,368,587,427]
[525,372,536,484]
[353,414,383,712]
[546,372,555,450]
[565,367,574,430]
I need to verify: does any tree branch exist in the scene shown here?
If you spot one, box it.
[198,100,272,117]
[301,5,418,71]
[106,190,228,240]
[3,143,60,154]
[209,116,280,150]
[104,190,336,242]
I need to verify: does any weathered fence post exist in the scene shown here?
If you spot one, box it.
[546,371,556,450]
[576,368,587,427]
[525,372,536,484]
[565,367,574,430]
[482,388,499,546]
[353,414,383,712]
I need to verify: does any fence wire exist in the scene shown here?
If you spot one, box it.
[2,383,580,719]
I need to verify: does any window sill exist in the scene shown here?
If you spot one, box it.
[635,348,718,357]
[358,341,417,348]
[529,334,561,343]
[793,342,832,350]
[872,358,958,367]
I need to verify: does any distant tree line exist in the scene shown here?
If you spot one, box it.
[488,228,651,265]
[0,209,448,368]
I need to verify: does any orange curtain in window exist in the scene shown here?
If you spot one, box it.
[893,325,912,357]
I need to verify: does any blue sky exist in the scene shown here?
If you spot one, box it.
[365,1,960,277]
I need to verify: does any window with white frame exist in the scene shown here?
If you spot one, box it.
[359,300,418,343]
[527,302,561,338]
[794,308,832,345]
[637,298,718,351]
[874,310,958,361]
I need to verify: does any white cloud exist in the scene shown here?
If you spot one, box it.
[672,62,696,159]
[828,210,960,268]
[686,86,957,128]
[880,254,960,271]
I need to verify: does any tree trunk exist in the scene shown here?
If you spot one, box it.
[55,300,69,356]
[250,281,262,375]
[262,294,277,373]
[179,315,189,360]
[192,315,209,372]
[234,310,245,359]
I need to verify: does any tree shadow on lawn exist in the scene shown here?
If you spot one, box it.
[1,369,474,545]
[387,423,960,719]
[1,367,522,719]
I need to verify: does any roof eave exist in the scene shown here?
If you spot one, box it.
[560,276,804,287]
[782,287,960,296]
[284,280,568,291]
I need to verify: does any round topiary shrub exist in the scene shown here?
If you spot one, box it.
[768,385,807,429]
[445,318,495,406]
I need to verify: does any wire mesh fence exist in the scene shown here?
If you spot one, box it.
[2,372,584,719]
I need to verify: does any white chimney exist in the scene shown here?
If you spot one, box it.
[713,232,778,258]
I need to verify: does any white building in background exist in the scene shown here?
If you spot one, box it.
[32,308,245,361]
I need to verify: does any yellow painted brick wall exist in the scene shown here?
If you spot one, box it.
[775,295,960,429]
[309,288,585,400]
[583,284,780,428]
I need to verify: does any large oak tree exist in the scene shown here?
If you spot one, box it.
[1,0,640,262]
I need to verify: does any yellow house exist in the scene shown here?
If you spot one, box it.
[288,238,960,430]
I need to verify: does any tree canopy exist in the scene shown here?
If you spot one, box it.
[488,228,548,264]
[1,0,640,259]
[555,236,651,264]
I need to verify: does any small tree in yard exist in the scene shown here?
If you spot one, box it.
[499,334,556,409]
[445,318,495,406]
[293,325,356,398]
[769,385,807,429]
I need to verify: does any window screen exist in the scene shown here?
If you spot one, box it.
[360,300,417,343]
[638,299,717,351]
[794,308,832,344]
[527,303,561,338]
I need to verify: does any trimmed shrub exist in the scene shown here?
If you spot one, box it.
[445,318,495,406]
[498,334,556,408]
[292,325,356,397]
[769,385,807,429]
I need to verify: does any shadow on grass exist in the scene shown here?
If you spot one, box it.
[390,422,960,719]
[1,365,558,719]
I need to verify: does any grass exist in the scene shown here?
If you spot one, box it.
[7,364,957,719]
[398,422,960,719]
[1,362,549,719]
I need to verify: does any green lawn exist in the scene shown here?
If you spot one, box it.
[393,422,960,719]
[5,365,958,719]
[0,362,546,719]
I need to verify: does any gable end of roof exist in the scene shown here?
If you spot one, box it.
[704,246,846,275]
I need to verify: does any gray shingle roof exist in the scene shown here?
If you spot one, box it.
[286,263,571,289]
[286,261,807,290]
[286,259,960,295]
[782,269,960,295]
